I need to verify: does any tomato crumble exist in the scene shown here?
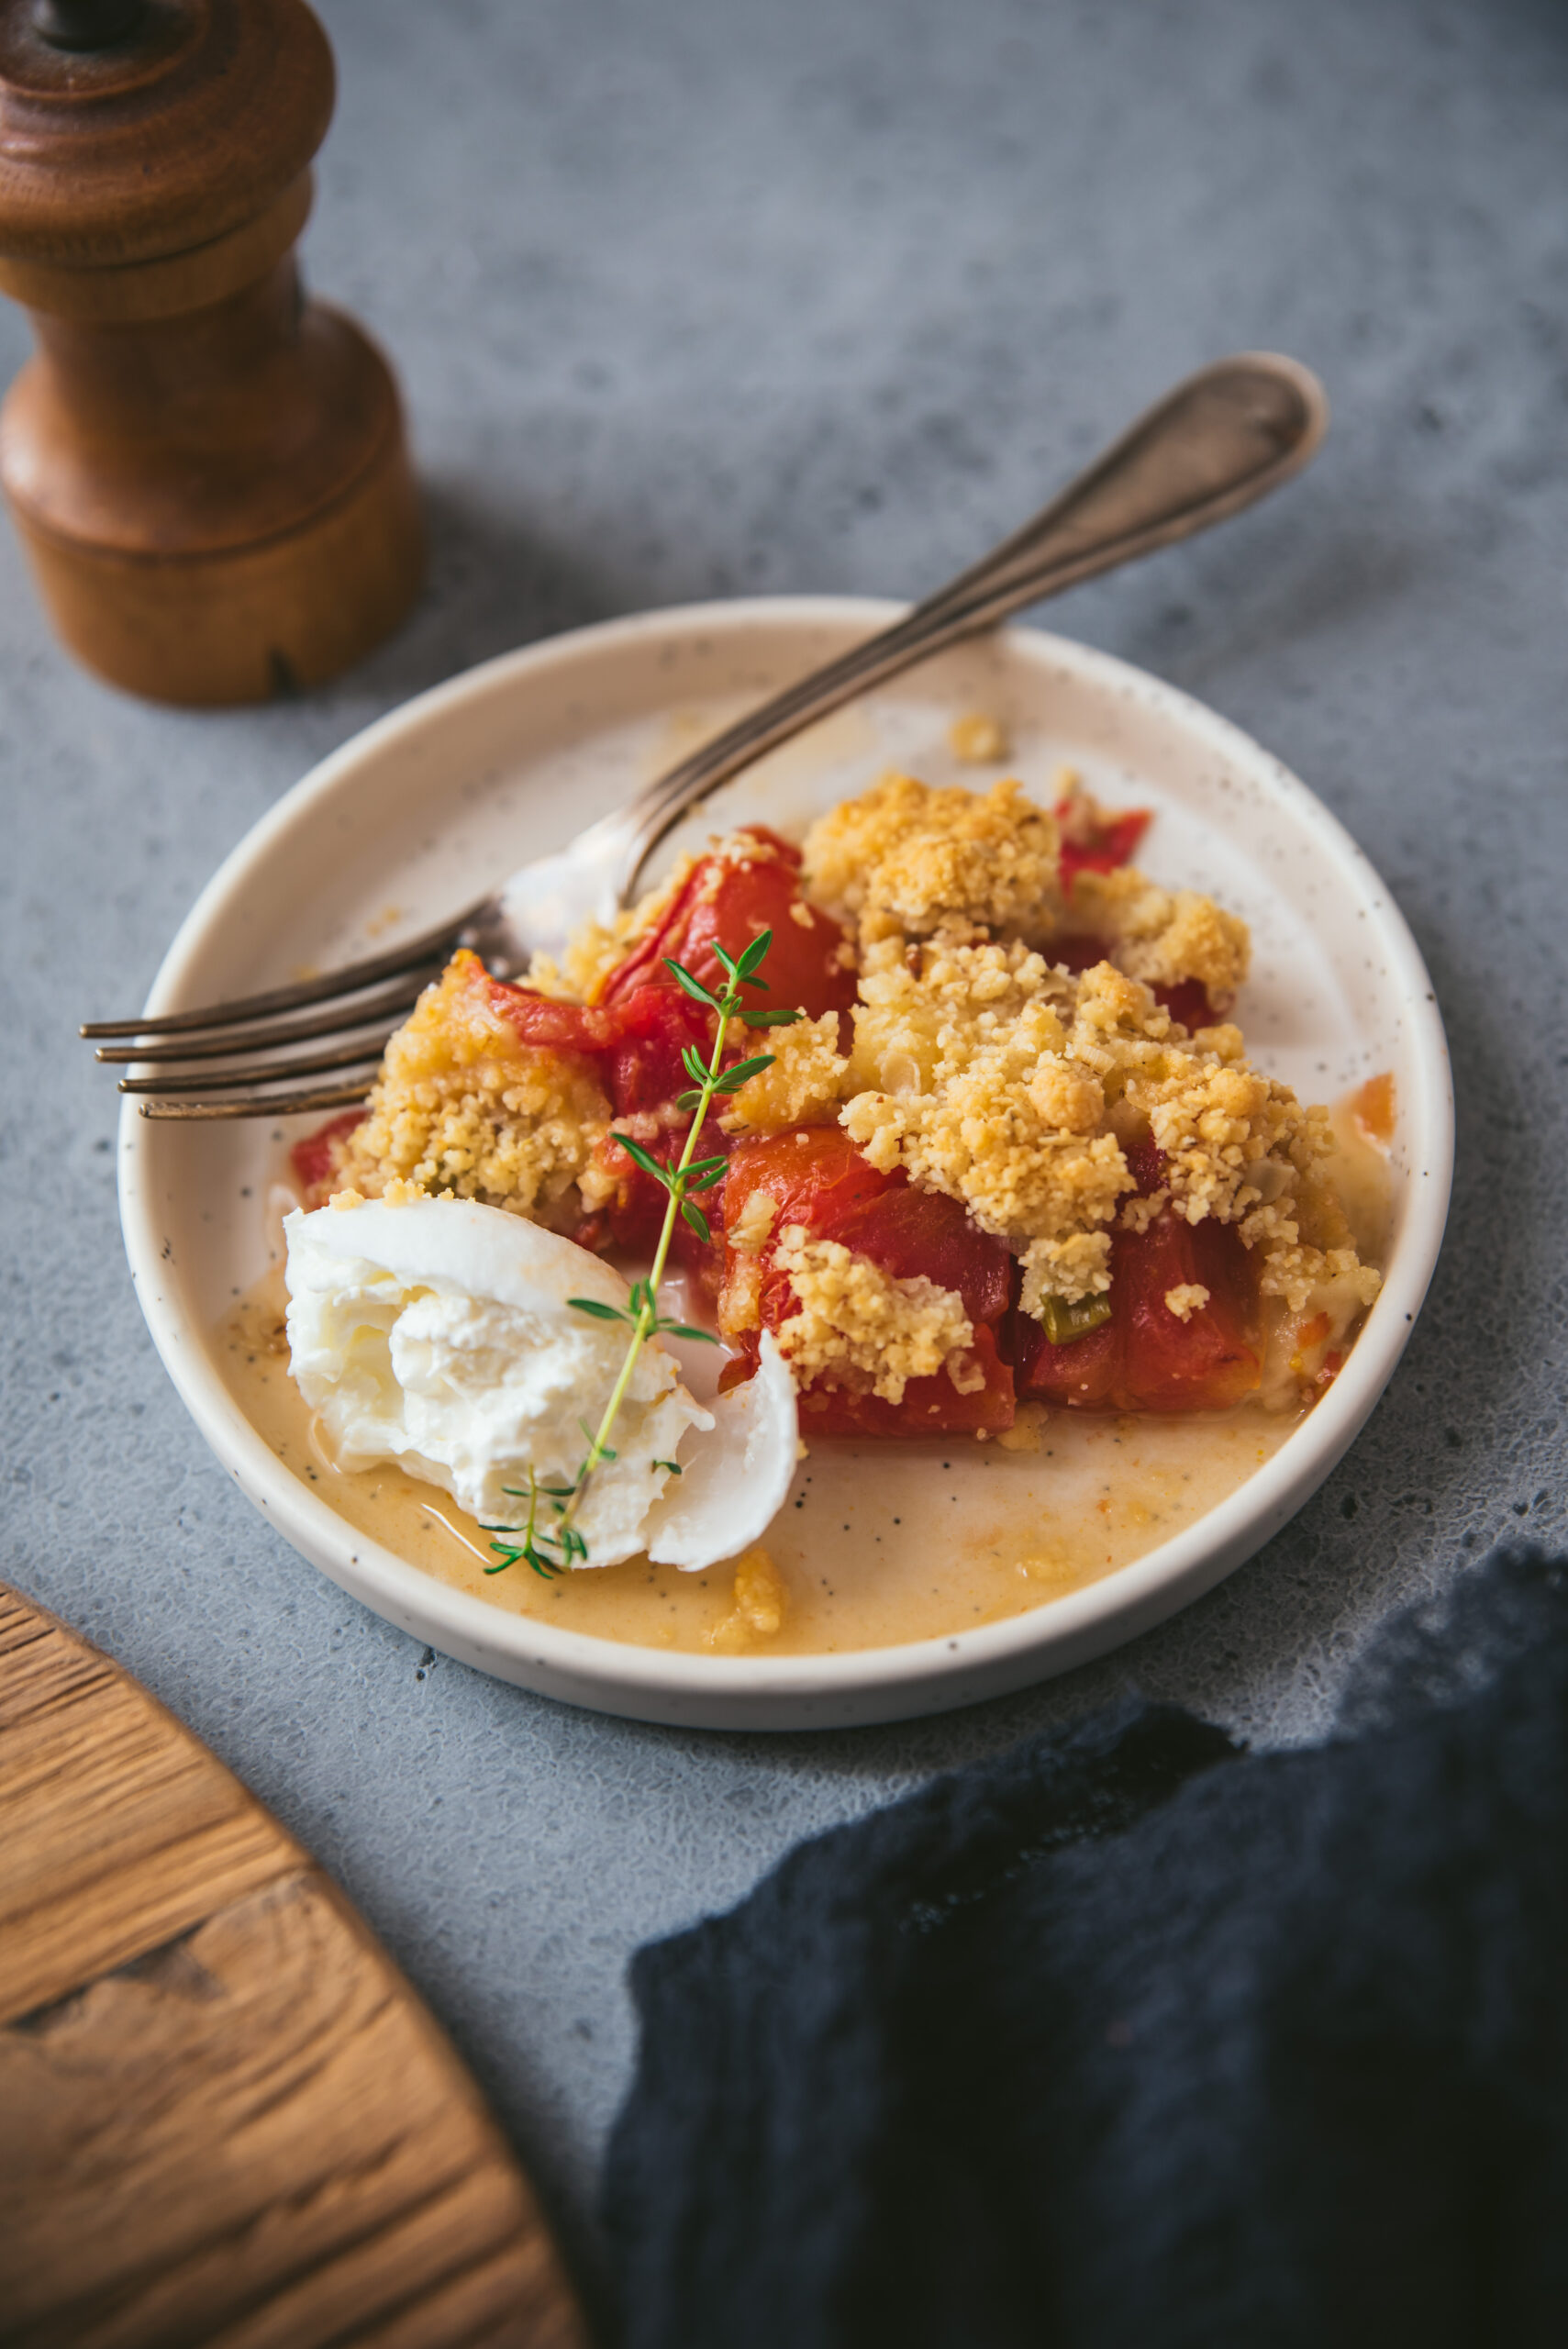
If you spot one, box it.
[295,775,1381,1431]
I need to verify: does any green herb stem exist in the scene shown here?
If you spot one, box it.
[485,929,798,1576]
[565,975,739,1529]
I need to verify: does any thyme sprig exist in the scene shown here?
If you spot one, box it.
[483,929,799,1577]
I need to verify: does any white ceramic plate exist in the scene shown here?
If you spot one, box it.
[119,600,1452,1730]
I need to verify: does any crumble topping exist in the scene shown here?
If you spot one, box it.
[722,1011,849,1132]
[328,951,608,1221]
[318,772,1379,1401]
[840,951,1377,1319]
[706,1545,788,1651]
[728,1187,779,1254]
[771,1225,979,1405]
[802,770,1248,1005]
[948,713,1011,764]
[803,773,1066,950]
[1065,865,1251,1002]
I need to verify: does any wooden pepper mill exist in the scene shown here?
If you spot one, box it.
[0,0,422,705]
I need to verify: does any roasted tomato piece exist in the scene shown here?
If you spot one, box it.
[1118,1213,1262,1409]
[785,1326,1014,1438]
[290,1107,365,1195]
[602,830,857,1025]
[720,1129,1015,1433]
[469,965,618,1054]
[727,1130,1011,1326]
[1055,796,1151,883]
[480,963,717,1119]
[577,1112,730,1297]
[1015,1212,1261,1413]
[600,985,713,1117]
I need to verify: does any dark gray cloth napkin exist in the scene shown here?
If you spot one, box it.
[604,1543,1568,2348]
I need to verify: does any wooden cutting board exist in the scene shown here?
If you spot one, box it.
[0,1584,588,2349]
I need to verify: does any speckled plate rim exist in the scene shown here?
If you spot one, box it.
[119,597,1453,1731]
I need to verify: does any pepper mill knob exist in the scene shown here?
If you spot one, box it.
[0,0,422,704]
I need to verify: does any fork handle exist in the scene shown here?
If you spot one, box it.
[615,351,1327,895]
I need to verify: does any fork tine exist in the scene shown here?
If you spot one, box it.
[81,903,479,1041]
[116,1031,397,1095]
[93,975,428,1064]
[137,1083,375,1121]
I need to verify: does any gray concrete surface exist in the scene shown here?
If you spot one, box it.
[4,0,1564,2325]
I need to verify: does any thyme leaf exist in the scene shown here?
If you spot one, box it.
[486,931,796,1576]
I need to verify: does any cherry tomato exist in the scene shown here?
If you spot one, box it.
[1014,1210,1261,1412]
[720,1129,1015,1433]
[601,830,857,1026]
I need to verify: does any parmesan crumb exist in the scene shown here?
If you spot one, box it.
[803,772,1064,949]
[1164,1283,1210,1322]
[948,713,1010,763]
[721,1012,850,1134]
[728,1188,779,1254]
[1066,867,1251,1003]
[706,1545,788,1651]
[326,951,609,1221]
[772,1226,975,1404]
[838,942,1375,1324]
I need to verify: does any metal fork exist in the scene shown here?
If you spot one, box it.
[84,352,1328,1120]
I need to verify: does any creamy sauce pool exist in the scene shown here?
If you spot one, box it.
[215,1093,1389,1658]
[217,1285,1291,1656]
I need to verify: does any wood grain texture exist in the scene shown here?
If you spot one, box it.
[0,1586,588,2349]
[0,0,423,703]
[0,0,335,270]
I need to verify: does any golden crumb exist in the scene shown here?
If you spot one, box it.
[948,713,1010,764]
[706,1545,789,1651]
[328,952,609,1220]
[1164,1283,1210,1322]
[721,1012,850,1133]
[380,1176,427,1207]
[728,1188,779,1254]
[803,773,1064,950]
[328,1186,365,1211]
[843,971,1133,1307]
[838,941,1378,1326]
[1066,867,1251,1003]
[772,1225,977,1404]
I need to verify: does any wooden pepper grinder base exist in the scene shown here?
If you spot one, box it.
[0,0,423,706]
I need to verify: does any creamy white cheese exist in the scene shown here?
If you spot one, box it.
[284,1193,797,1574]
[645,1332,797,1568]
[284,1196,710,1566]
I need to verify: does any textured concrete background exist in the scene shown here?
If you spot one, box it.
[3,0,1564,2321]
